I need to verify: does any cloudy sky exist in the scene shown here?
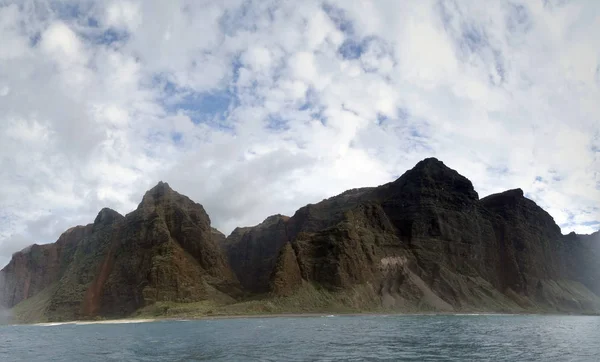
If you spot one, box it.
[0,0,599,267]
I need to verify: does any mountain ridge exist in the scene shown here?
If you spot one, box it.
[1,158,599,322]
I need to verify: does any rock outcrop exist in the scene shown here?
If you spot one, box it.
[223,215,290,293]
[2,159,599,321]
[226,158,600,313]
[1,182,242,321]
[270,242,303,296]
[0,224,93,308]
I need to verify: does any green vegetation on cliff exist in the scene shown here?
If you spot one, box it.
[2,158,599,324]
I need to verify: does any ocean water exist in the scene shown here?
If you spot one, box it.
[1,315,599,361]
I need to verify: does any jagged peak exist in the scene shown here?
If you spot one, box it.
[145,181,174,197]
[134,181,212,228]
[15,244,35,255]
[410,157,456,174]
[56,224,94,245]
[390,157,479,200]
[211,227,225,236]
[233,214,289,232]
[480,188,526,205]
[481,188,562,235]
[139,181,178,207]
[152,181,172,191]
[566,230,600,240]
[497,188,524,198]
[260,214,290,227]
[93,208,123,230]
[230,226,252,235]
[416,157,444,166]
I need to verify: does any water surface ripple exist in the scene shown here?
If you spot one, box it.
[1,315,598,361]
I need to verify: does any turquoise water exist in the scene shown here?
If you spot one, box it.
[1,315,599,361]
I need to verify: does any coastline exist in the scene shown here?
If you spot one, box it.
[10,310,597,327]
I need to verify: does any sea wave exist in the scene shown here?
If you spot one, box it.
[32,319,156,327]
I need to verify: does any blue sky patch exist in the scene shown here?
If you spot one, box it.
[436,0,461,31]
[487,165,509,175]
[323,3,354,36]
[339,39,363,60]
[266,114,289,132]
[338,36,391,64]
[29,32,41,47]
[96,28,129,46]
[398,108,409,121]
[219,0,259,36]
[461,24,487,54]
[82,28,129,46]
[491,50,506,84]
[173,91,232,125]
[409,125,427,138]
[151,72,234,127]
[87,17,99,28]
[171,132,183,144]
[377,113,388,125]
[53,1,87,20]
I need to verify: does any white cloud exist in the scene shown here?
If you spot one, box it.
[0,0,599,267]
[0,4,30,60]
[41,22,86,65]
[288,52,318,84]
[242,47,272,71]
[105,1,142,31]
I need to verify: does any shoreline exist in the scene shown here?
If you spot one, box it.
[9,310,598,327]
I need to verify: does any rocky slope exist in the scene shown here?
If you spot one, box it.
[1,158,599,322]
[225,158,600,313]
[0,182,241,321]
[222,214,290,293]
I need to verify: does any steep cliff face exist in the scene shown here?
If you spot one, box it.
[481,190,563,291]
[2,159,598,321]
[222,187,375,294]
[285,188,375,239]
[1,182,242,321]
[270,242,303,296]
[47,209,123,320]
[224,215,290,293]
[373,159,509,310]
[264,158,600,313]
[83,182,241,318]
[562,231,600,297]
[291,203,396,290]
[0,224,93,308]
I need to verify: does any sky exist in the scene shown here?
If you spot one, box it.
[0,0,599,267]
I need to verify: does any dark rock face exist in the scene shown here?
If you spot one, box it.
[1,182,241,320]
[2,159,599,320]
[224,215,290,293]
[255,158,600,313]
[480,189,564,292]
[561,231,600,297]
[0,224,94,308]
[291,203,395,290]
[270,242,302,296]
[83,182,241,318]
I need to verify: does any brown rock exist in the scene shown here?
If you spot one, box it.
[1,182,243,321]
[2,159,599,319]
[270,242,302,296]
[224,214,290,293]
